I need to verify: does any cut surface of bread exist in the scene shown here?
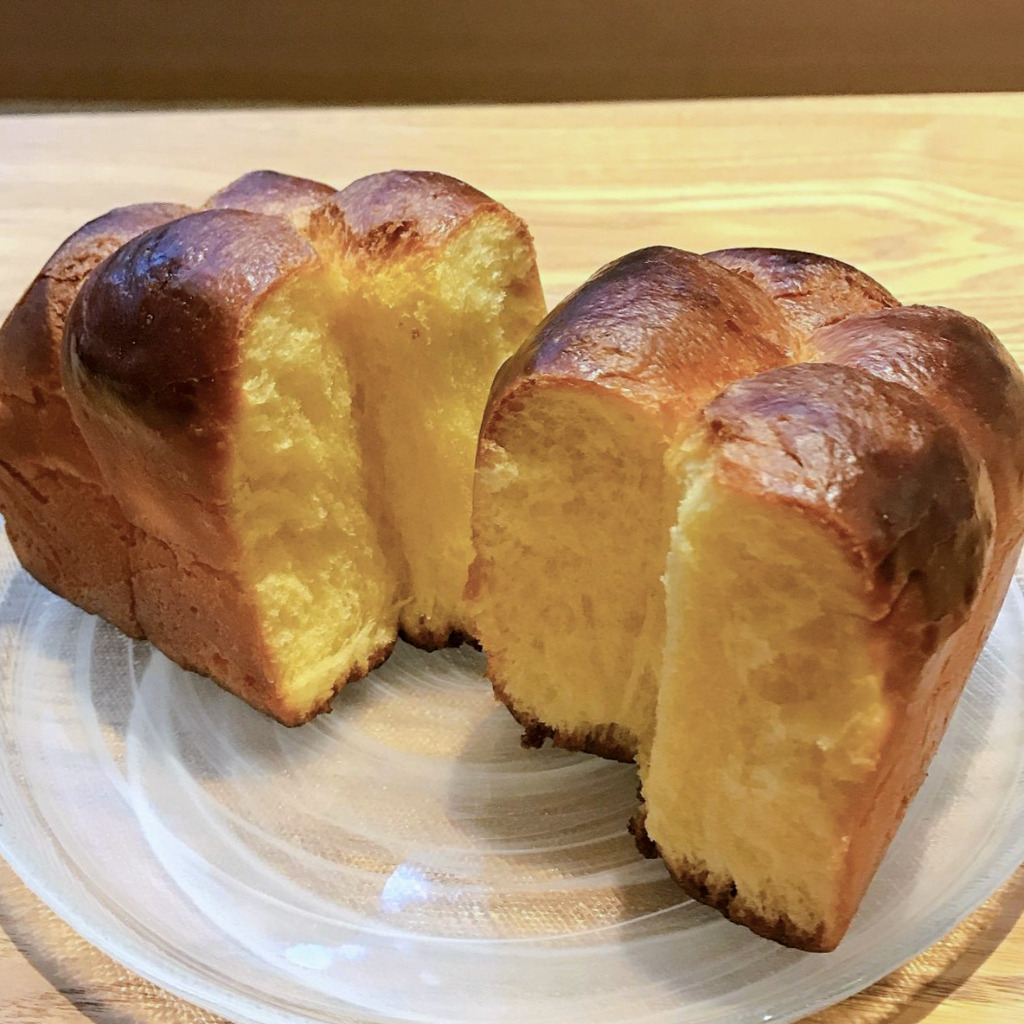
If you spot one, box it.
[62,208,401,724]
[312,171,547,647]
[472,384,673,759]
[469,246,794,760]
[228,272,401,720]
[648,469,886,950]
[643,360,989,950]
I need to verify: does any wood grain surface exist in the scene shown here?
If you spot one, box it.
[1,93,1023,1023]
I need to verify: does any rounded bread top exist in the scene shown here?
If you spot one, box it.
[707,249,1024,544]
[488,246,796,424]
[204,170,337,232]
[488,246,1023,513]
[808,304,1024,533]
[65,207,319,437]
[60,206,323,564]
[483,244,1022,642]
[0,202,193,402]
[308,169,524,259]
[706,247,899,339]
[701,361,989,625]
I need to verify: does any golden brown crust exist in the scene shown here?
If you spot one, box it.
[128,530,275,713]
[706,246,899,339]
[799,306,1024,946]
[708,254,1024,644]
[0,202,192,634]
[492,677,639,762]
[61,207,328,717]
[205,170,336,232]
[0,467,136,627]
[63,208,320,568]
[309,169,502,260]
[807,305,1024,534]
[398,622,477,652]
[628,807,830,947]
[701,362,990,629]
[666,857,830,951]
[486,246,796,429]
[132,531,397,726]
[0,203,194,404]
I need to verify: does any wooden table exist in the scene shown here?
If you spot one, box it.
[1,93,1023,1023]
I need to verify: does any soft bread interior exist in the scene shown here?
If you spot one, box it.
[643,456,891,949]
[337,215,544,644]
[231,272,400,720]
[471,386,676,757]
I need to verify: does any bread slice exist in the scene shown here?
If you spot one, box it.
[310,171,546,646]
[646,362,990,951]
[469,245,1024,949]
[63,208,398,723]
[0,202,191,635]
[469,247,794,759]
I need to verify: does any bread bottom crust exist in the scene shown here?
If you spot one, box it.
[399,621,477,653]
[664,851,831,952]
[493,678,639,763]
[627,805,833,949]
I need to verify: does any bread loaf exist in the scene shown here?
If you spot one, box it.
[468,245,1024,950]
[307,171,545,646]
[1,169,545,724]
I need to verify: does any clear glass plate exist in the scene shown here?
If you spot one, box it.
[1,536,1023,1024]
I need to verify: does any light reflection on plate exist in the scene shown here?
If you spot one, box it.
[1,540,1023,1024]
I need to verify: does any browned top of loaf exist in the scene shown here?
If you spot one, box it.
[487,246,795,425]
[706,248,1024,532]
[809,305,1024,533]
[489,245,1024,539]
[702,361,989,625]
[706,247,899,337]
[309,169,521,259]
[0,203,192,404]
[205,169,336,231]
[63,208,320,563]
[66,208,317,433]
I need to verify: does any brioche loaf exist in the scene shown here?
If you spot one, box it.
[2,169,545,724]
[468,245,1024,950]
[5,183,1020,951]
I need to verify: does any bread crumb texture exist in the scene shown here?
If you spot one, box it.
[470,385,673,760]
[1,171,545,725]
[647,461,887,950]
[231,272,399,719]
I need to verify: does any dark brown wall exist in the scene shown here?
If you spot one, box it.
[4,1,1024,105]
